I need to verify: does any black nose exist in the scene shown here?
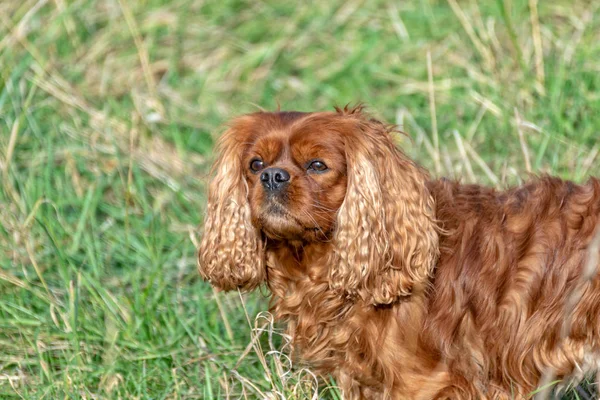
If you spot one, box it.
[260,167,290,192]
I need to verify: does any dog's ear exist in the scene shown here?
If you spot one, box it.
[328,106,439,305]
[198,119,265,291]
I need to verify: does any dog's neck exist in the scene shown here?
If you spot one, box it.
[263,241,347,363]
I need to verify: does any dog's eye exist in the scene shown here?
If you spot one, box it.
[250,159,264,172]
[307,160,328,173]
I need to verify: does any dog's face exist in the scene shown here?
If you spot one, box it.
[242,112,348,241]
[198,106,438,305]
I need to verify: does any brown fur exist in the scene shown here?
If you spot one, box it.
[198,106,600,399]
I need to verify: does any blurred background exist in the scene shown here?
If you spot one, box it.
[1,0,599,398]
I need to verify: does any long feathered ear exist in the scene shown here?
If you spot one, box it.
[328,109,439,305]
[198,122,265,291]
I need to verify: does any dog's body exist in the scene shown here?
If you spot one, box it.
[198,107,600,399]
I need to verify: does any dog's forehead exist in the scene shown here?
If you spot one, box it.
[251,112,339,145]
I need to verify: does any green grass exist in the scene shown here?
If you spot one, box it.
[1,0,599,398]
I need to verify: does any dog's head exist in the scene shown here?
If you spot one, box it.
[198,106,438,304]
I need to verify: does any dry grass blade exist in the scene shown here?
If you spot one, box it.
[581,145,600,178]
[388,3,409,42]
[116,0,162,112]
[212,287,234,343]
[446,0,495,71]
[563,6,595,64]
[514,108,532,173]
[3,119,20,174]
[427,51,441,175]
[452,130,475,183]
[463,140,499,186]
[0,0,48,54]
[231,295,322,399]
[528,0,545,94]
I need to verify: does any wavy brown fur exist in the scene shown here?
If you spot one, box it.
[198,106,600,399]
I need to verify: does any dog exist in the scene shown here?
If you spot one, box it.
[198,105,600,399]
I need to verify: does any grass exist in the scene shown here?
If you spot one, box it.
[1,0,599,398]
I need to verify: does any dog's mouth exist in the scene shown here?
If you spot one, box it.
[258,201,326,240]
[265,202,289,217]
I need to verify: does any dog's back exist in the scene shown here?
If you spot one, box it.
[424,176,600,397]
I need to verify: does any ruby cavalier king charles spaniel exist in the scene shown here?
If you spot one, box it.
[198,105,600,399]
